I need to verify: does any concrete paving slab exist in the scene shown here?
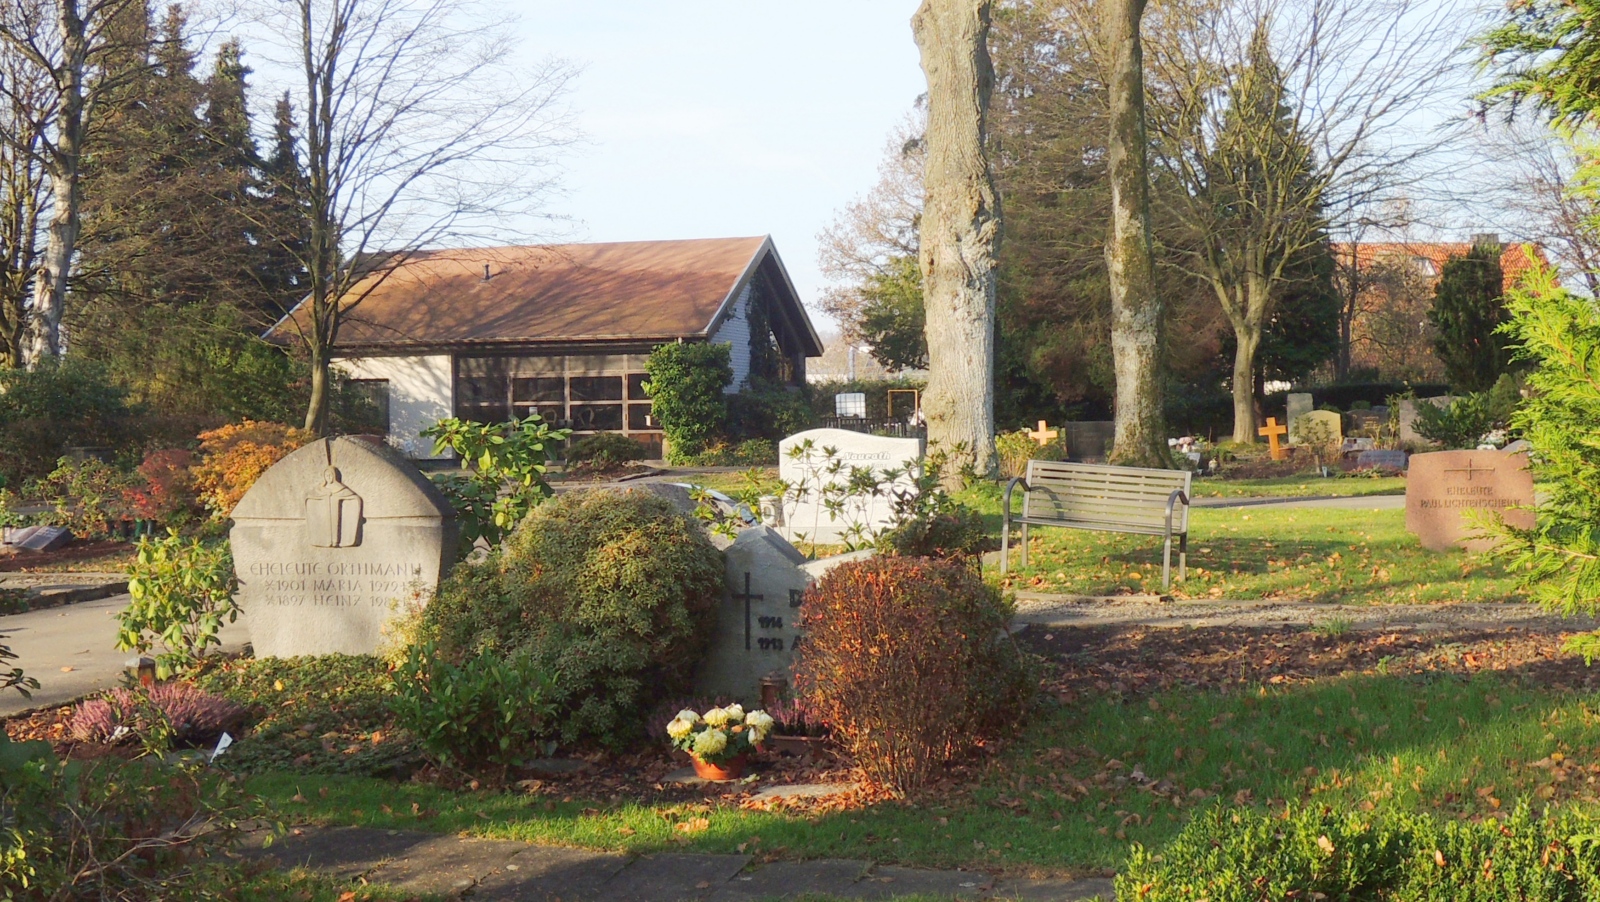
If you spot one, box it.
[597,852,752,901]
[472,844,631,901]
[988,877,1116,901]
[707,859,871,901]
[0,593,250,715]
[747,783,855,803]
[243,826,435,881]
[366,833,532,896]
[841,865,991,899]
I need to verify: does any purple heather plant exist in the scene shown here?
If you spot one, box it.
[71,682,246,748]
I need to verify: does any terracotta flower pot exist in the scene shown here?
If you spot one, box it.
[690,753,748,781]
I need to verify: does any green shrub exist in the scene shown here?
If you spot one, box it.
[565,432,648,473]
[725,383,814,442]
[684,438,778,467]
[424,414,571,556]
[876,459,991,559]
[794,557,1037,794]
[644,342,732,462]
[389,641,557,775]
[0,732,260,899]
[420,489,723,747]
[32,456,138,539]
[995,429,1065,479]
[1117,803,1600,902]
[0,358,132,486]
[116,532,239,679]
[1414,393,1495,449]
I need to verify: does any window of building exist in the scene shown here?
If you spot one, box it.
[347,379,391,434]
[454,354,660,450]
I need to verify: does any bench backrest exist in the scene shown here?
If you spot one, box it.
[1022,460,1192,533]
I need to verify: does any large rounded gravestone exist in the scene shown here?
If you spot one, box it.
[230,436,457,657]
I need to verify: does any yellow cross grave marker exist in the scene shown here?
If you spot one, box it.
[1258,417,1288,460]
[1028,420,1059,447]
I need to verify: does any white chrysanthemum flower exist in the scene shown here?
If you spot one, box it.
[667,717,694,740]
[723,704,745,723]
[703,707,730,727]
[745,710,775,741]
[676,709,702,725]
[693,728,728,757]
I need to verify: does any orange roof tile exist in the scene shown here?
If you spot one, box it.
[270,236,811,351]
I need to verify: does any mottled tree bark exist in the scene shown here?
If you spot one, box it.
[1102,0,1168,467]
[27,0,89,361]
[913,0,1001,484]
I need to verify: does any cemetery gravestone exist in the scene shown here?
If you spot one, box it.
[695,526,871,701]
[1356,449,1408,471]
[1061,421,1115,461]
[1295,410,1343,447]
[9,525,71,553]
[230,436,458,657]
[1398,397,1451,446]
[1286,393,1314,441]
[1405,450,1534,552]
[774,428,921,544]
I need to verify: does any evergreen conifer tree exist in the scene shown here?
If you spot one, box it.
[256,92,311,321]
[1428,242,1509,392]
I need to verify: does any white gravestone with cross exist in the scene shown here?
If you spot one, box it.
[773,428,922,545]
[694,525,871,702]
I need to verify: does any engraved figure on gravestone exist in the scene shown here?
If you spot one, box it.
[306,466,362,548]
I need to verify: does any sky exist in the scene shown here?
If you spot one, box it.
[506,2,927,330]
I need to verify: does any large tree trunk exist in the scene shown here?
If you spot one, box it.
[1103,0,1167,468]
[1229,319,1260,443]
[28,2,89,362]
[304,344,330,434]
[913,0,1001,485]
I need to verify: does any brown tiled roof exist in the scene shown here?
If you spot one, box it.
[1331,241,1548,289]
[271,236,782,350]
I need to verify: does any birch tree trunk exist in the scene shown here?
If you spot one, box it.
[912,0,1001,484]
[1102,0,1168,467]
[27,0,89,361]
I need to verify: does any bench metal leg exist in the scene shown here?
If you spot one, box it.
[1179,532,1188,581]
[1000,510,1010,574]
[1162,534,1172,592]
[1020,523,1029,568]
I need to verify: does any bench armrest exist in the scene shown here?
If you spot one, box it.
[1003,477,1030,518]
[1164,488,1189,535]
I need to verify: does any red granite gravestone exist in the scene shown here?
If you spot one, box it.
[1404,450,1535,552]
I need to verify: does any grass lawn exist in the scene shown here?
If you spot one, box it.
[990,504,1525,604]
[1187,474,1407,499]
[236,628,1600,877]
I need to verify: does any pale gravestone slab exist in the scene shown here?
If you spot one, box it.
[774,428,921,545]
[1405,450,1535,552]
[230,437,458,657]
[1293,410,1342,447]
[1398,397,1452,446]
[1356,449,1408,471]
[1286,393,1314,441]
[694,526,807,700]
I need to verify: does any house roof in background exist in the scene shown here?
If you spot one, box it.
[270,236,822,355]
[1333,241,1548,288]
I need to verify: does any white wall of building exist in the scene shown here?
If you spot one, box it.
[708,282,753,392]
[334,354,454,459]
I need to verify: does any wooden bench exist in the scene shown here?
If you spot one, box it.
[1001,460,1192,590]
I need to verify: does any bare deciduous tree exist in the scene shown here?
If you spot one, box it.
[1147,0,1457,442]
[0,0,156,361]
[913,0,1002,481]
[0,33,47,366]
[259,0,575,434]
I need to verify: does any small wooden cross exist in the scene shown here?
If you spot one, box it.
[1028,420,1059,447]
[1258,417,1288,460]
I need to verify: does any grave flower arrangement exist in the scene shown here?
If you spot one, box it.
[667,704,774,770]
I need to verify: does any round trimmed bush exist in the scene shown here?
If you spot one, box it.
[794,556,1037,794]
[565,432,648,473]
[421,489,724,746]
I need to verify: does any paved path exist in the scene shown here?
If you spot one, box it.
[249,826,1114,901]
[1013,594,1594,632]
[0,594,250,716]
